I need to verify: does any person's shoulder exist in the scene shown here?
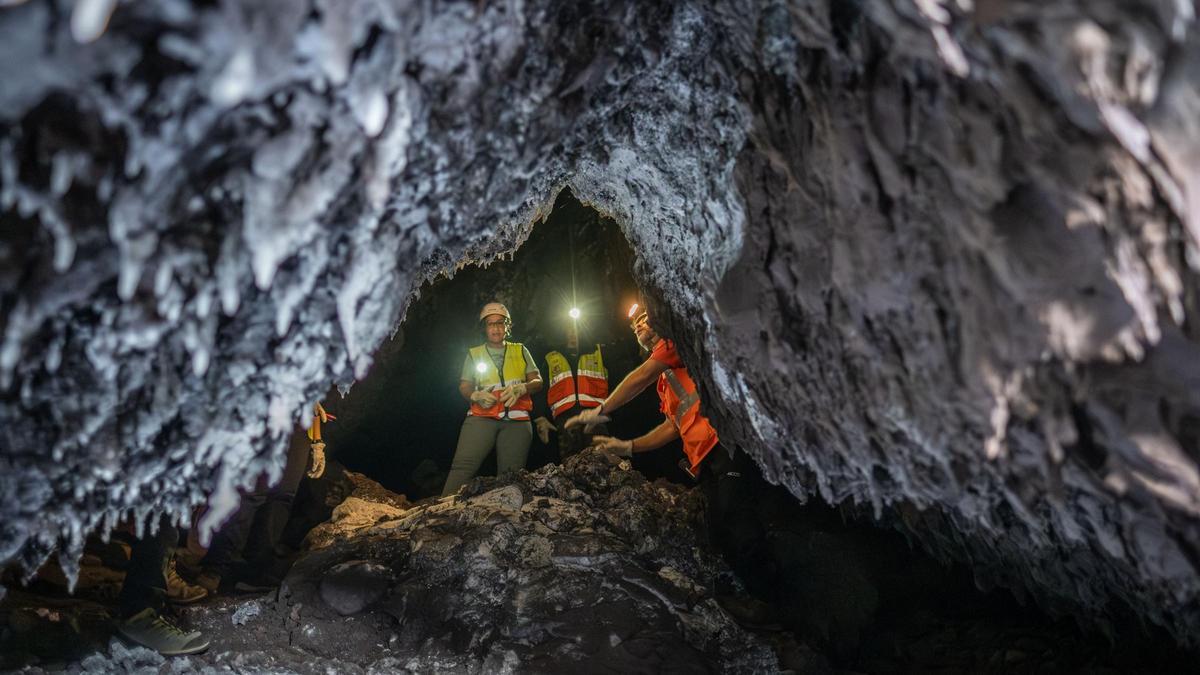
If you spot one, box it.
[650,338,677,361]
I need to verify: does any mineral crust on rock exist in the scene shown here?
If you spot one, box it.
[1,0,1200,649]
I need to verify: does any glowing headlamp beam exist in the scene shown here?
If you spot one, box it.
[569,307,581,320]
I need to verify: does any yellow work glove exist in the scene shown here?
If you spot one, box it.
[307,440,327,479]
[565,405,610,432]
[470,390,498,407]
[590,435,633,458]
[499,382,527,407]
[533,416,555,444]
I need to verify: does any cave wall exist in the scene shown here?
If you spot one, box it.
[692,1,1200,642]
[323,190,665,495]
[2,0,1199,645]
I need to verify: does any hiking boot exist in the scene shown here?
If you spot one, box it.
[166,559,208,605]
[117,608,209,656]
[195,570,222,595]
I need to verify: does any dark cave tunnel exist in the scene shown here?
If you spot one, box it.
[4,190,1194,673]
[303,191,1198,673]
[322,189,682,498]
[4,0,1200,671]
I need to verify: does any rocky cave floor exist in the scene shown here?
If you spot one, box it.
[2,450,1195,674]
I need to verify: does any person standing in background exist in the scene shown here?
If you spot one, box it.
[442,302,543,495]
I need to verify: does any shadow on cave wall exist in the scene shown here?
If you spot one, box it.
[318,189,686,497]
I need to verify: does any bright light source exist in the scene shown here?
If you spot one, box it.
[475,362,487,373]
[569,307,581,319]
[627,303,639,319]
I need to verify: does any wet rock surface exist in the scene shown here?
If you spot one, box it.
[1,0,1199,652]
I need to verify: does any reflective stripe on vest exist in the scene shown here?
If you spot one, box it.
[546,346,608,418]
[576,346,607,401]
[662,368,700,429]
[545,351,575,416]
[654,343,718,475]
[468,342,533,420]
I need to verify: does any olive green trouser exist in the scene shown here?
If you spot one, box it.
[441,415,532,496]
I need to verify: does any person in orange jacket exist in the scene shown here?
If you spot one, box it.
[568,302,717,477]
[568,301,772,607]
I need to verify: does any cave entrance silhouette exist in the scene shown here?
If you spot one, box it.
[322,189,685,499]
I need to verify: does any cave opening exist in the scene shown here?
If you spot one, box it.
[3,0,1200,669]
[2,188,1195,672]
[321,188,688,498]
[282,189,1196,672]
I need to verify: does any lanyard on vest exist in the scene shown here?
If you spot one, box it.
[662,369,700,428]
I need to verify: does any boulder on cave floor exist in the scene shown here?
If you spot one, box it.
[302,470,413,550]
[161,449,780,673]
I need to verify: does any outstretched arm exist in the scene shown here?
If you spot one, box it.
[632,418,679,452]
[567,356,670,431]
[600,357,669,416]
[592,417,679,457]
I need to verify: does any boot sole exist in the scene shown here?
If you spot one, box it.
[117,630,211,656]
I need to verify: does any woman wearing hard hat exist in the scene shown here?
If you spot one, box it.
[442,302,544,495]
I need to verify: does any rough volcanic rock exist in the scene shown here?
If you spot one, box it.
[266,451,779,671]
[1,0,1199,649]
[11,450,782,673]
[304,497,406,550]
[342,470,411,511]
[303,469,410,549]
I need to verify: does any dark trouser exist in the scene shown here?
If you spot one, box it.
[700,445,772,596]
[118,518,178,619]
[442,416,532,496]
[554,407,608,460]
[202,429,310,578]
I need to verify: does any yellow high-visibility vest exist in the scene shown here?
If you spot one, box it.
[468,342,533,420]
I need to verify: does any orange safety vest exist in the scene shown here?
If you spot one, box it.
[545,346,608,419]
[467,342,534,421]
[657,362,718,476]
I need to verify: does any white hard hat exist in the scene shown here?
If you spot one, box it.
[479,302,511,322]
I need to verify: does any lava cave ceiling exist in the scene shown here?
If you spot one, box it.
[2,0,1200,666]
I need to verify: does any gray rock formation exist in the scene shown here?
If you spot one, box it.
[16,450,783,673]
[1,0,1199,649]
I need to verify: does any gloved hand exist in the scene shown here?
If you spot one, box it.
[499,382,528,407]
[534,416,555,444]
[307,440,327,479]
[470,390,498,407]
[590,435,633,458]
[565,405,610,432]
